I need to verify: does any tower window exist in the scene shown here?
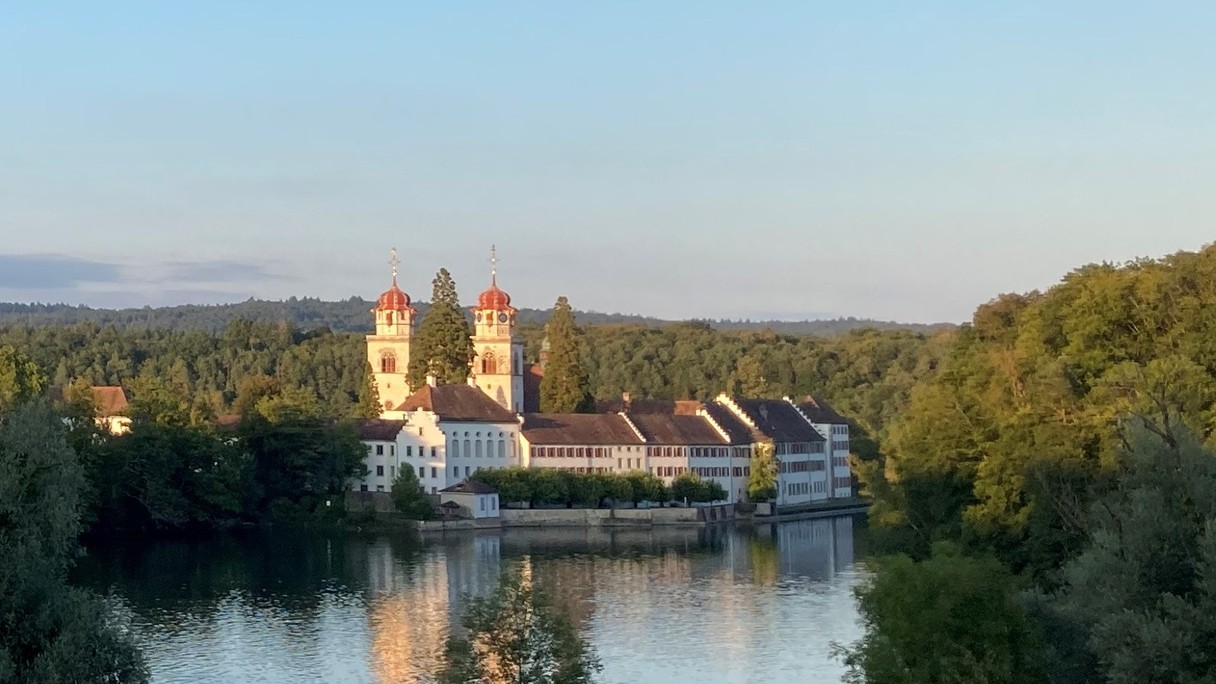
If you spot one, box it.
[482,351,497,375]
[380,351,397,374]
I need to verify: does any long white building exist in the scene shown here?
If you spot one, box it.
[353,252,853,506]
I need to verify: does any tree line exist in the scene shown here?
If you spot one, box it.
[842,244,1216,682]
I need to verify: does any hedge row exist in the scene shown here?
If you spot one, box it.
[468,467,727,508]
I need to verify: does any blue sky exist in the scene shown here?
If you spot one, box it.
[2,2,1214,322]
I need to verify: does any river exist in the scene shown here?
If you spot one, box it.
[76,516,867,683]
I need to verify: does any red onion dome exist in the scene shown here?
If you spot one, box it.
[376,280,412,311]
[477,282,512,310]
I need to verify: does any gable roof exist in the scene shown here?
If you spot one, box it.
[50,385,129,417]
[629,414,728,445]
[521,413,644,446]
[356,419,405,441]
[396,384,517,423]
[441,480,497,495]
[797,395,848,425]
[699,402,757,444]
[594,398,704,415]
[725,397,825,444]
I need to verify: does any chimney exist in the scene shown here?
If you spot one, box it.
[426,372,437,388]
[759,404,769,422]
[622,392,631,411]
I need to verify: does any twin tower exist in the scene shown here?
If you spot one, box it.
[365,248,525,414]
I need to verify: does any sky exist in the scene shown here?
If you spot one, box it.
[2,2,1215,323]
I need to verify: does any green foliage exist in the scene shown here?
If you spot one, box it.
[390,467,435,520]
[540,296,595,413]
[91,422,252,531]
[0,345,46,411]
[670,471,726,503]
[870,247,1216,575]
[408,268,474,389]
[354,361,382,419]
[1047,426,1216,683]
[470,467,671,508]
[747,443,777,502]
[239,415,367,520]
[438,568,602,684]
[838,543,1044,684]
[0,400,147,683]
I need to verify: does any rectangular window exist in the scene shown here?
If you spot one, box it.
[431,467,437,478]
[376,465,384,476]
[390,445,395,456]
[375,444,384,455]
[419,466,425,477]
[390,466,396,478]
[431,447,437,458]
[480,498,486,511]
[376,485,385,492]
[453,466,459,478]
[407,446,413,456]
[465,466,470,476]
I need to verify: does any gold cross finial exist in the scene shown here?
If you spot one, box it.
[389,247,400,283]
[490,244,498,285]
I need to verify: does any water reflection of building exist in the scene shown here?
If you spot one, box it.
[357,517,859,682]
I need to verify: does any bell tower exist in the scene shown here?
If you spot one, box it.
[471,246,524,412]
[366,248,416,413]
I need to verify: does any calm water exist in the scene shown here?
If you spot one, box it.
[76,516,867,683]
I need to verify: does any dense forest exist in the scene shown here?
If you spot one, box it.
[0,318,949,456]
[0,298,949,337]
[842,244,1216,682]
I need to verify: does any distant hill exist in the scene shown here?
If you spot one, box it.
[0,299,951,337]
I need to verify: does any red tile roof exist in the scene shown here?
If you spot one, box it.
[356,419,405,441]
[397,384,517,422]
[521,413,643,445]
[629,414,728,445]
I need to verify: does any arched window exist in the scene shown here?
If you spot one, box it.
[450,440,460,458]
[386,311,394,326]
[475,440,483,458]
[464,439,471,457]
[498,439,505,459]
[380,351,396,373]
[482,351,497,375]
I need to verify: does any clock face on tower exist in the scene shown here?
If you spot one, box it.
[498,313,509,323]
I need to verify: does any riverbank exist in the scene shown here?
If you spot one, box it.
[350,497,870,534]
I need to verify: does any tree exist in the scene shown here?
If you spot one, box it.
[438,568,601,684]
[0,400,147,682]
[240,415,366,520]
[354,361,382,418]
[671,471,723,503]
[747,442,777,502]
[540,297,594,413]
[390,467,435,520]
[1050,426,1216,683]
[837,543,1044,684]
[408,268,474,389]
[731,354,770,398]
[0,345,45,412]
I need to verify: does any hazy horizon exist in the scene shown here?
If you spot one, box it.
[4,3,1215,323]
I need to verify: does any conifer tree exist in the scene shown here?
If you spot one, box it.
[408,268,474,389]
[539,297,594,413]
[354,361,382,418]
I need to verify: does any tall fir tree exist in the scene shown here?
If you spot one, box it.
[408,268,474,389]
[539,296,594,413]
[354,361,382,418]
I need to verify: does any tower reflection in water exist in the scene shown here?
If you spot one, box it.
[358,517,857,683]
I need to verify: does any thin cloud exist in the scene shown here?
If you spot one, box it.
[0,254,123,289]
[164,260,281,284]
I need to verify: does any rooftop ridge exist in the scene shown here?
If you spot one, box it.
[617,412,647,443]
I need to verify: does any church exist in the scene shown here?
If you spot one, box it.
[354,248,855,508]
[366,247,525,414]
